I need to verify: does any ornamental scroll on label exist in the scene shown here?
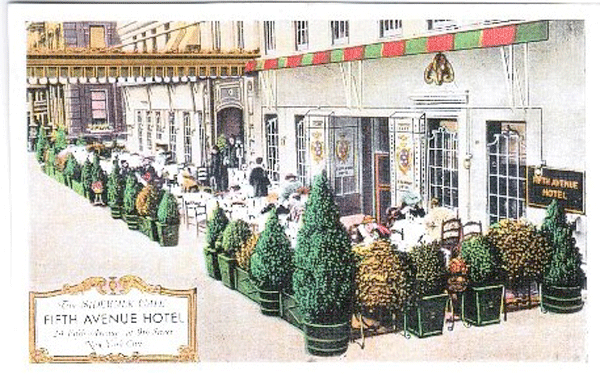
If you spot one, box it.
[29,276,197,363]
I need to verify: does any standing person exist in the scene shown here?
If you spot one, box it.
[209,145,223,192]
[249,157,270,198]
[224,135,238,188]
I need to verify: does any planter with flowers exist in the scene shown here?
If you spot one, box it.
[405,241,449,338]
[204,204,229,280]
[156,191,180,247]
[234,233,260,303]
[136,184,160,241]
[460,235,504,326]
[218,219,252,289]
[249,209,293,316]
[293,173,355,356]
[540,200,585,314]
[122,173,141,230]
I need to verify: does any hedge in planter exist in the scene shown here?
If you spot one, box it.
[353,240,413,329]
[80,158,93,201]
[156,191,181,247]
[219,219,252,289]
[136,184,160,241]
[460,235,504,326]
[63,153,81,189]
[250,209,293,316]
[204,203,229,280]
[123,173,141,230]
[35,127,48,164]
[540,200,585,313]
[406,241,449,338]
[235,234,260,302]
[293,173,355,357]
[107,159,124,219]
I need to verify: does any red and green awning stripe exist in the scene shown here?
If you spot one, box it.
[245,20,548,73]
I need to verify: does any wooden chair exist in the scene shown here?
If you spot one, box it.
[184,200,208,237]
[462,221,483,241]
[440,218,462,255]
[196,166,209,186]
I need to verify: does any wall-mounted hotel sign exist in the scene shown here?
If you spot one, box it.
[527,167,585,214]
[30,276,197,363]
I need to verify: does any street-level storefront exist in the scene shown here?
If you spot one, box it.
[245,20,586,260]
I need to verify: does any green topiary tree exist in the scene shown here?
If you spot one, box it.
[157,191,180,225]
[293,172,355,324]
[460,235,501,286]
[123,173,141,215]
[80,157,93,199]
[250,209,293,291]
[205,203,229,251]
[107,158,124,208]
[221,219,252,257]
[54,127,68,153]
[541,200,585,288]
[35,127,48,163]
[409,241,448,298]
[63,153,81,182]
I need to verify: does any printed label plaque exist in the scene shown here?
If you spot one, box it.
[29,276,197,363]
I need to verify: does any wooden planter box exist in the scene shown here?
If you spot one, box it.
[405,293,449,338]
[54,171,65,184]
[217,253,237,289]
[110,205,122,219]
[462,284,504,326]
[234,267,259,303]
[203,247,221,280]
[71,180,85,196]
[124,213,139,230]
[44,164,54,176]
[156,222,179,247]
[139,216,158,241]
[257,288,280,316]
[280,291,304,330]
[540,284,584,314]
[304,320,350,357]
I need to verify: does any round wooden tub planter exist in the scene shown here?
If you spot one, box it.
[124,213,139,230]
[461,284,505,327]
[110,205,122,219]
[303,320,351,357]
[540,284,584,314]
[203,247,221,281]
[405,293,449,338]
[156,222,179,247]
[217,253,237,289]
[256,287,280,316]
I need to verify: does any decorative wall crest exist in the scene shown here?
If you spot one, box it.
[424,53,454,85]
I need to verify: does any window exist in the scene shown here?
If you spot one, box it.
[183,112,192,164]
[137,111,143,151]
[146,111,153,151]
[151,28,156,34]
[236,21,244,50]
[427,19,458,31]
[295,116,308,186]
[164,22,170,31]
[169,111,177,160]
[197,112,206,165]
[265,115,279,182]
[211,21,221,50]
[379,20,402,38]
[331,21,349,45]
[264,21,275,54]
[89,26,106,48]
[294,21,308,51]
[427,119,459,209]
[90,90,107,125]
[155,111,162,140]
[487,122,527,224]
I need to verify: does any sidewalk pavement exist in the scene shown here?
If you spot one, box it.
[29,154,587,362]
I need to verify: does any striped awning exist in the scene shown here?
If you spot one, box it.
[245,20,548,73]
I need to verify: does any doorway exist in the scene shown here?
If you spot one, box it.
[216,107,243,142]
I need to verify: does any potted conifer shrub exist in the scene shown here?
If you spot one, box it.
[460,235,505,326]
[45,147,56,176]
[219,219,252,289]
[235,234,260,302]
[405,241,449,338]
[204,203,229,280]
[107,159,124,219]
[249,209,293,316]
[540,200,585,313]
[35,126,48,164]
[136,184,160,241]
[80,157,93,201]
[123,173,141,230]
[156,191,181,247]
[293,173,355,356]
[63,153,81,190]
